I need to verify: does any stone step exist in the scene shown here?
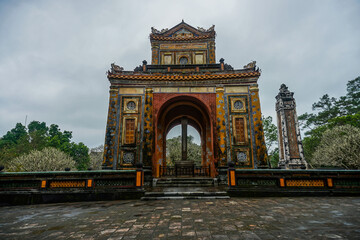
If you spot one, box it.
[157,180,213,183]
[141,191,229,200]
[154,178,215,187]
[155,183,214,187]
[141,196,230,200]
[144,191,228,197]
[156,177,213,180]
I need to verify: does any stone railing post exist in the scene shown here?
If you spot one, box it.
[136,163,144,188]
[228,162,236,187]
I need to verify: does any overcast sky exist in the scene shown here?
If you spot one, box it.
[0,0,359,148]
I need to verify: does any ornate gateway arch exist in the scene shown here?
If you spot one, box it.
[102,21,269,177]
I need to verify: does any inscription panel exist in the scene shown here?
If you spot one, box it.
[160,42,207,50]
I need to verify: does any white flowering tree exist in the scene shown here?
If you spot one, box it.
[89,145,104,170]
[312,125,360,169]
[6,147,76,172]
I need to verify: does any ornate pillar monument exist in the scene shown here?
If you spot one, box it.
[275,84,308,169]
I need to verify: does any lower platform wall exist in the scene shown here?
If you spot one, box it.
[1,169,359,205]
[0,170,145,205]
[228,169,360,197]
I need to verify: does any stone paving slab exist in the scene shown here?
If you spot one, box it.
[0,197,359,239]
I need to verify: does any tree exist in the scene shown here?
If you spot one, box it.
[47,124,72,152]
[166,135,202,166]
[28,121,48,150]
[262,115,279,168]
[299,76,360,131]
[311,125,360,169]
[89,145,104,170]
[328,112,360,129]
[337,76,360,115]
[166,136,182,165]
[0,121,90,171]
[0,123,30,167]
[301,125,328,161]
[298,94,341,130]
[299,77,360,162]
[69,142,90,170]
[186,136,202,166]
[0,123,27,146]
[6,147,76,172]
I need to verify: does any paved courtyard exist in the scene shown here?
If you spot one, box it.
[0,197,359,239]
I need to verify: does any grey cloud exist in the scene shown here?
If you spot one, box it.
[0,0,359,147]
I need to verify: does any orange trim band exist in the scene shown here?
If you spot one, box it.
[230,170,236,186]
[327,178,333,187]
[279,178,285,187]
[136,171,142,187]
[87,179,93,188]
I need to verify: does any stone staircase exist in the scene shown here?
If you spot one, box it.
[154,177,215,187]
[141,177,230,200]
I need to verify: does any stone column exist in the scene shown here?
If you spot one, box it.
[151,43,159,65]
[275,84,308,169]
[143,88,154,167]
[215,87,227,166]
[181,117,188,161]
[102,87,119,169]
[249,84,269,168]
[209,41,216,64]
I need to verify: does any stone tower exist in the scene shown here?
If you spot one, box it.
[275,84,308,169]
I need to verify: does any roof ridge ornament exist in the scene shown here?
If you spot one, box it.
[110,63,123,74]
[244,61,256,69]
[197,25,215,32]
[151,27,169,34]
[151,27,160,34]
[277,84,294,101]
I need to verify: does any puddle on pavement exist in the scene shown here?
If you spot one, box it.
[62,210,83,217]
[48,225,65,231]
[17,213,39,222]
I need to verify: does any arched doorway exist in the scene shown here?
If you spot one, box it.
[154,96,215,177]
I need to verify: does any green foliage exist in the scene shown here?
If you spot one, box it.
[69,142,90,170]
[298,94,341,129]
[299,77,360,168]
[6,147,76,172]
[0,123,27,147]
[269,148,279,168]
[299,76,360,131]
[311,125,360,169]
[262,115,278,150]
[302,125,328,161]
[328,113,360,128]
[337,76,360,115]
[166,135,202,166]
[262,115,279,168]
[0,121,90,171]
